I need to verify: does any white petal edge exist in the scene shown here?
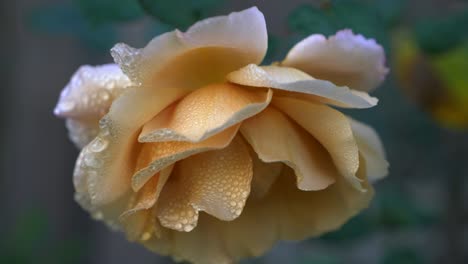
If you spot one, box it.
[283,29,388,92]
[55,64,132,148]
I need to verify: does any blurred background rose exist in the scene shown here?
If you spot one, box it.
[1,0,467,264]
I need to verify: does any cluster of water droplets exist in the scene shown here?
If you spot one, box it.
[75,116,113,205]
[111,43,142,85]
[54,64,131,120]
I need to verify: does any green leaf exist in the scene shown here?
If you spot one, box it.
[415,9,468,55]
[75,0,144,25]
[138,0,223,29]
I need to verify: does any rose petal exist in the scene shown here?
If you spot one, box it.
[120,165,174,241]
[283,30,388,92]
[142,164,372,264]
[79,8,267,206]
[54,64,132,148]
[241,107,336,191]
[156,136,253,232]
[54,64,132,119]
[132,124,239,191]
[349,117,389,182]
[248,149,283,199]
[139,83,272,143]
[111,7,267,85]
[227,64,377,108]
[273,96,363,190]
[269,165,373,240]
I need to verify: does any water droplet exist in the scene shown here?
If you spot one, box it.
[89,137,108,152]
[56,100,75,114]
[84,154,103,168]
[140,232,151,241]
[99,90,110,101]
[93,211,103,220]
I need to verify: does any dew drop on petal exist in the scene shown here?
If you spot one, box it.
[89,137,108,152]
[140,232,152,241]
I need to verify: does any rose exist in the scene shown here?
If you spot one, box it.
[55,7,388,264]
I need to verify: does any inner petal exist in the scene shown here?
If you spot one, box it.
[156,136,253,232]
[273,96,363,191]
[120,165,174,241]
[248,148,283,199]
[132,124,239,191]
[227,64,378,109]
[139,83,272,143]
[241,107,336,191]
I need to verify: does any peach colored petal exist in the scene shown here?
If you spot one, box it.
[111,7,267,85]
[77,8,267,206]
[248,150,283,199]
[273,96,363,190]
[241,107,336,191]
[156,136,253,232]
[119,165,174,241]
[142,164,372,264]
[349,118,389,182]
[227,64,377,109]
[132,125,239,191]
[283,30,388,92]
[268,165,372,240]
[139,83,272,143]
[54,64,132,148]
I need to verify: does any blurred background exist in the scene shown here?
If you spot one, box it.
[1,0,467,263]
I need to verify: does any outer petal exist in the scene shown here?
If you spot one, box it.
[283,30,388,92]
[111,6,267,85]
[227,64,377,108]
[132,125,239,191]
[349,118,389,182]
[273,96,363,190]
[156,136,253,232]
[142,164,372,264]
[139,83,272,143]
[120,165,174,241]
[241,107,336,191]
[54,64,132,148]
[77,8,267,205]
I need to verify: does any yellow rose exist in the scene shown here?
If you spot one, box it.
[55,7,389,264]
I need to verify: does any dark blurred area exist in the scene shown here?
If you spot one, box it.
[1,0,467,263]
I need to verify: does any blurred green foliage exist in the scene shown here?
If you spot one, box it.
[0,210,86,264]
[415,9,468,55]
[29,4,117,51]
[381,247,424,264]
[139,0,222,29]
[288,0,393,49]
[76,0,144,25]
[320,187,437,243]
